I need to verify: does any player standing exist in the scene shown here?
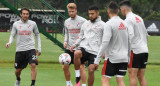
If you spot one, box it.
[5,8,41,86]
[94,1,132,86]
[70,5,105,86]
[63,3,87,86]
[120,0,149,86]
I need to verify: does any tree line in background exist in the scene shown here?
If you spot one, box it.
[0,0,160,21]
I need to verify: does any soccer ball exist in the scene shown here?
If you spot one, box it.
[59,53,71,65]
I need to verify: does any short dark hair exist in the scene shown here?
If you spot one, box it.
[108,1,119,14]
[119,0,131,7]
[88,5,99,11]
[20,7,30,14]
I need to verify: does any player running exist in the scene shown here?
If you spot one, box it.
[94,1,132,86]
[120,0,149,86]
[63,3,87,86]
[70,5,105,86]
[5,8,41,86]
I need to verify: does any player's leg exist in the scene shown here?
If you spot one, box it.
[80,64,87,86]
[128,68,138,86]
[30,63,37,86]
[116,63,128,86]
[88,64,96,86]
[14,51,27,86]
[128,52,141,86]
[137,69,147,86]
[101,76,110,86]
[87,54,97,86]
[116,77,125,86]
[15,68,23,86]
[63,50,74,86]
[137,53,148,86]
[74,49,83,86]
[62,64,72,86]
[101,60,112,86]
[28,49,38,86]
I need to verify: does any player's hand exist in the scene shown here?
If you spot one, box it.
[5,43,10,49]
[63,42,67,48]
[70,45,75,52]
[38,52,41,56]
[94,64,99,70]
[36,50,41,56]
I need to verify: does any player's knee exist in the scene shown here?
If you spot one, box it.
[30,63,36,69]
[62,65,69,71]
[88,68,94,75]
[137,74,145,80]
[74,50,82,58]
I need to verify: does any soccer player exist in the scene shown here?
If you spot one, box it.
[5,8,41,86]
[70,5,105,86]
[94,1,131,86]
[120,0,149,86]
[63,3,87,86]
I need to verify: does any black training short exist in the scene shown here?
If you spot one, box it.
[77,47,96,66]
[15,49,38,69]
[65,49,74,64]
[102,59,128,78]
[128,51,148,68]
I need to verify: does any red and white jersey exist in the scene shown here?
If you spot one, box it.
[9,20,41,52]
[125,12,148,54]
[94,16,131,64]
[64,15,86,50]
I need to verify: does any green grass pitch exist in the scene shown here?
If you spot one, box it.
[0,32,160,86]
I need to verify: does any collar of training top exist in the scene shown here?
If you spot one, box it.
[20,19,29,23]
[109,16,120,20]
[71,15,78,20]
[126,11,133,18]
[90,16,101,23]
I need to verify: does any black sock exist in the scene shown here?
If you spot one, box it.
[31,80,35,85]
[16,77,20,81]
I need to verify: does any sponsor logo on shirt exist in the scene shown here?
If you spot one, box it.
[135,17,141,23]
[19,30,31,35]
[69,29,80,34]
[119,22,126,30]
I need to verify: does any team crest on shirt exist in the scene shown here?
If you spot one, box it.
[86,24,90,28]
[77,22,80,26]
[19,26,22,29]
[28,24,31,29]
[94,25,98,31]
[68,24,70,27]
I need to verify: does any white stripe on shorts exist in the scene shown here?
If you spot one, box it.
[102,75,112,78]
[115,75,124,78]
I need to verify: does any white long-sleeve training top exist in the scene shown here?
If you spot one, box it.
[94,16,132,64]
[64,15,86,50]
[9,19,41,52]
[74,16,105,55]
[125,12,148,54]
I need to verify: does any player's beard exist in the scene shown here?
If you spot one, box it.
[90,17,97,23]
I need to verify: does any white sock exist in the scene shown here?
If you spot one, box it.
[82,84,86,86]
[66,81,71,86]
[75,70,80,77]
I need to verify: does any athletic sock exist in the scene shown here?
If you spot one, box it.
[16,77,21,81]
[75,70,80,77]
[31,80,35,86]
[82,84,86,86]
[66,80,71,86]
